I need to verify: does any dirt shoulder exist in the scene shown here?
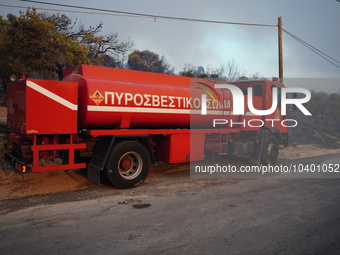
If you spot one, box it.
[1,107,340,201]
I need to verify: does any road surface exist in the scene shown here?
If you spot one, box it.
[1,154,340,254]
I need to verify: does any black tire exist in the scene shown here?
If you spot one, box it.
[261,135,279,165]
[105,141,150,189]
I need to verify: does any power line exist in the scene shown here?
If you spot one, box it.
[4,1,340,70]
[17,0,277,27]
[283,29,340,65]
[0,4,149,18]
[283,29,340,69]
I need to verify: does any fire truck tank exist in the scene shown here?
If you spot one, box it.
[62,65,235,129]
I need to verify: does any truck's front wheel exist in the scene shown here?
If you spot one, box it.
[261,135,279,165]
[105,141,150,189]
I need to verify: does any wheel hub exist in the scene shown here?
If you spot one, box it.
[268,143,278,158]
[120,155,133,172]
[117,151,143,179]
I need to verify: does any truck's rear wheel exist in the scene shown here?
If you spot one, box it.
[261,135,279,165]
[105,141,150,189]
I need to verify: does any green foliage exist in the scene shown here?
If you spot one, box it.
[0,9,89,80]
[181,70,195,77]
[198,73,208,78]
[0,9,133,81]
[181,65,207,78]
[128,50,174,74]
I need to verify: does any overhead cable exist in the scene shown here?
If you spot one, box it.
[0,4,148,18]
[283,29,340,69]
[4,1,340,70]
[17,0,277,27]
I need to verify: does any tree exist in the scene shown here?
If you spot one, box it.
[128,50,174,74]
[224,59,242,82]
[180,60,244,81]
[0,15,11,84]
[306,92,325,119]
[206,60,242,81]
[0,9,90,81]
[181,69,195,77]
[328,93,340,119]
[181,64,208,78]
[43,13,134,65]
[0,9,133,81]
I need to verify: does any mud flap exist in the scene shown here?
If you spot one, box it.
[87,166,101,186]
[87,136,116,185]
[249,129,267,165]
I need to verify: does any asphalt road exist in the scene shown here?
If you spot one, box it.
[1,154,340,255]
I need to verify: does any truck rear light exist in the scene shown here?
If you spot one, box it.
[15,163,27,173]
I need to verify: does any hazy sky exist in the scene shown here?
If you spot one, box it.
[1,0,340,92]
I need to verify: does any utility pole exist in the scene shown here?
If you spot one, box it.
[278,16,283,83]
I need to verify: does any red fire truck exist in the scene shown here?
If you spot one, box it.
[4,65,288,188]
